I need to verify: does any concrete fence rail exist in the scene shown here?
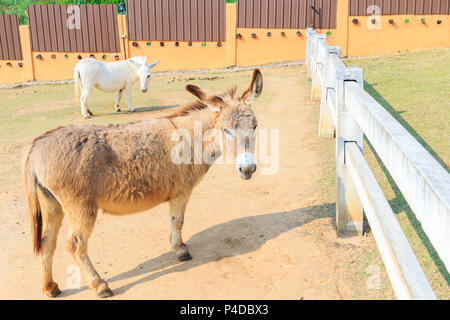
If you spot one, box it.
[306,27,449,300]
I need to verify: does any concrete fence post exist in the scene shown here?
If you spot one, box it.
[335,66,365,235]
[318,46,341,138]
[306,28,316,78]
[310,34,326,101]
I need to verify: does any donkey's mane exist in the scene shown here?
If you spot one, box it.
[165,86,239,119]
[128,56,146,65]
[165,101,208,119]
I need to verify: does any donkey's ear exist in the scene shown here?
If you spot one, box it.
[128,56,146,67]
[186,85,207,101]
[240,69,263,106]
[128,59,140,67]
[186,85,223,110]
[149,60,160,69]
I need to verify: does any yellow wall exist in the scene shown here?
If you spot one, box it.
[128,41,227,72]
[347,15,450,57]
[32,15,127,82]
[1,3,450,85]
[124,11,228,72]
[32,52,126,82]
[236,28,306,66]
[0,26,34,85]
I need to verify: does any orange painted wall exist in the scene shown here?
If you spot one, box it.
[128,41,227,72]
[0,26,34,85]
[32,52,126,82]
[235,28,343,66]
[1,3,450,85]
[32,15,127,82]
[236,28,306,66]
[235,0,346,66]
[347,15,450,57]
[123,12,228,72]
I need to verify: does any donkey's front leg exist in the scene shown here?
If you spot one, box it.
[169,196,192,261]
[125,87,136,112]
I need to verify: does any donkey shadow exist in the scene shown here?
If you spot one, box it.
[61,203,335,297]
[94,105,179,118]
[135,105,179,113]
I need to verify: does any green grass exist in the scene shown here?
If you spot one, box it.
[345,48,450,300]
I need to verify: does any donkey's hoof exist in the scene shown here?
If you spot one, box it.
[87,109,94,116]
[116,108,121,112]
[45,283,61,298]
[83,115,92,119]
[97,287,114,298]
[177,252,192,262]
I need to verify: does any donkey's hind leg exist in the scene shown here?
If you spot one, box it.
[36,185,64,298]
[80,87,93,119]
[66,204,113,298]
[169,196,192,261]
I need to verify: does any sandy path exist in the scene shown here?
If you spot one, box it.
[0,65,393,299]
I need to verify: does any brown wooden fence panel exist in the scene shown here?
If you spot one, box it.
[126,0,226,41]
[27,4,120,53]
[237,0,338,29]
[0,14,23,60]
[349,0,450,15]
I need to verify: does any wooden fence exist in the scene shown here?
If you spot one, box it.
[27,4,120,53]
[126,0,226,42]
[237,0,338,29]
[348,0,450,15]
[0,14,22,60]
[306,27,449,299]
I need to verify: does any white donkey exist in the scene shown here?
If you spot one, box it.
[74,57,160,119]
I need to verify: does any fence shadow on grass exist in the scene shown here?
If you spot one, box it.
[363,81,449,173]
[360,82,450,284]
[60,203,336,297]
[368,138,450,286]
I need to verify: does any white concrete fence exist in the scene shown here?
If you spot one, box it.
[306,28,450,300]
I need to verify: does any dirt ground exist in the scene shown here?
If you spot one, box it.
[0,65,394,299]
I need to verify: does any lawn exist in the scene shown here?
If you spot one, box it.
[345,48,450,299]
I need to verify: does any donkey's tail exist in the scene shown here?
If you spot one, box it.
[24,148,42,255]
[74,67,82,106]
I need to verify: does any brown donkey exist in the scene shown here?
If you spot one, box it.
[24,69,263,298]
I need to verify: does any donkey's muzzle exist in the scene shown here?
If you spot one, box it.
[236,153,257,180]
[238,164,257,180]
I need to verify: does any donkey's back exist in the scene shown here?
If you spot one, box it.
[75,58,128,91]
[26,121,185,206]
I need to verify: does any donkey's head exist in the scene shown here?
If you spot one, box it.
[186,69,263,180]
[128,57,160,93]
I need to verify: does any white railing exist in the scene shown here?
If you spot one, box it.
[306,28,450,300]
